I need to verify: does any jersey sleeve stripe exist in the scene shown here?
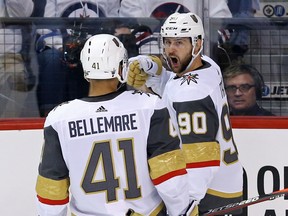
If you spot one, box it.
[148,149,187,181]
[37,195,69,205]
[182,141,220,165]
[36,175,69,203]
[206,188,243,198]
[151,169,187,185]
[186,160,220,168]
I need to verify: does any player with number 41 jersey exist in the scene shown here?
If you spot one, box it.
[35,34,193,216]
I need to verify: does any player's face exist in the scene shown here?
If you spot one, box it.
[225,73,257,111]
[163,37,192,74]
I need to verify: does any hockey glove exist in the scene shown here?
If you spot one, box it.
[127,55,162,88]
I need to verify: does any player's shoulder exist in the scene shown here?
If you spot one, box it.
[46,99,80,121]
[122,90,161,108]
[202,55,221,72]
[125,90,159,100]
[201,55,216,64]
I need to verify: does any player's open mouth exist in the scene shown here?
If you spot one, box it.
[169,56,179,67]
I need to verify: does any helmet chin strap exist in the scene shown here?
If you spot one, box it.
[185,40,203,71]
[118,64,128,84]
[116,66,127,91]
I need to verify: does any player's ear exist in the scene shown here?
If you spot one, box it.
[192,39,201,54]
[195,39,202,49]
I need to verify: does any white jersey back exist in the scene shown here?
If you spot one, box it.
[36,90,190,216]
[47,91,161,215]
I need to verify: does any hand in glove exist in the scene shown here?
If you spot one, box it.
[127,55,162,88]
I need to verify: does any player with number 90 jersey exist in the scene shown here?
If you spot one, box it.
[36,90,191,216]
[146,55,244,214]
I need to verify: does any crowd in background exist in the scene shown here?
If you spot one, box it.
[1,0,279,118]
[2,1,284,216]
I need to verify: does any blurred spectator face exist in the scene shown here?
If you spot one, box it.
[225,73,257,111]
[114,27,131,36]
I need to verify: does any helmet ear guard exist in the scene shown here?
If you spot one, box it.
[80,34,128,83]
[118,53,129,83]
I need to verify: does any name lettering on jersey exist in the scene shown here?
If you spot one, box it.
[180,73,198,85]
[68,113,138,137]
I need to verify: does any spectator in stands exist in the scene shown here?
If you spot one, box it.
[31,0,46,17]
[214,0,261,71]
[119,0,232,56]
[228,0,260,17]
[113,22,140,58]
[0,0,34,117]
[223,64,275,116]
[119,0,232,18]
[35,0,120,117]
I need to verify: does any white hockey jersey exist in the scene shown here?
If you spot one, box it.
[119,0,232,18]
[37,0,120,49]
[119,0,232,55]
[147,56,243,214]
[44,0,119,18]
[36,90,190,216]
[0,0,33,54]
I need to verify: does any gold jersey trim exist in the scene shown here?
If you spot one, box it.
[36,175,69,200]
[207,188,243,198]
[182,141,220,163]
[148,149,186,180]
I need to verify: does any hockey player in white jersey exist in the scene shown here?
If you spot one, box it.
[127,12,244,215]
[35,34,199,216]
